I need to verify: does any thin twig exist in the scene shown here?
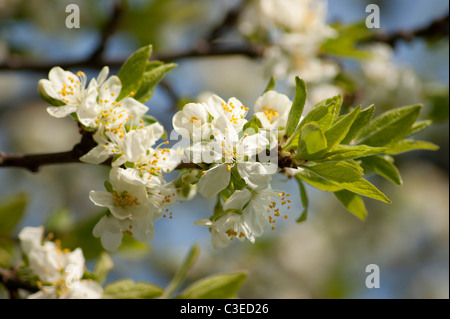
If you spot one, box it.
[0,267,39,298]
[89,0,124,64]
[0,44,263,72]
[205,0,250,43]
[366,12,449,47]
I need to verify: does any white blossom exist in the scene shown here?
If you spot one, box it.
[254,90,292,130]
[18,226,103,299]
[195,187,291,249]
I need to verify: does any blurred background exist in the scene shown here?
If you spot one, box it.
[0,0,448,298]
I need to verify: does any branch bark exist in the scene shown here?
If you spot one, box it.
[367,13,449,47]
[0,267,39,299]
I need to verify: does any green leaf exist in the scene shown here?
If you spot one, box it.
[285,77,307,138]
[297,123,328,160]
[93,252,114,284]
[357,104,422,146]
[103,279,164,299]
[325,105,361,151]
[296,171,343,192]
[0,193,27,234]
[45,207,75,233]
[161,244,200,299]
[104,181,114,193]
[406,120,433,137]
[299,96,339,132]
[117,45,152,100]
[242,115,262,135]
[321,22,373,58]
[285,97,339,151]
[361,155,403,186]
[317,145,387,162]
[301,162,391,203]
[341,105,375,144]
[384,139,439,155]
[294,176,309,223]
[178,272,247,299]
[0,238,15,268]
[334,190,368,221]
[134,62,177,103]
[263,75,275,93]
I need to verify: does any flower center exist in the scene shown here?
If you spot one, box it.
[112,191,139,208]
[262,106,279,122]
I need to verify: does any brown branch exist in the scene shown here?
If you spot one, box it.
[89,0,125,64]
[367,12,449,47]
[0,44,263,72]
[205,0,250,43]
[0,267,39,299]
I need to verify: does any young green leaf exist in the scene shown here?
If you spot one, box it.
[357,104,422,146]
[341,105,375,144]
[406,120,433,137]
[93,252,114,285]
[325,105,361,151]
[161,244,200,299]
[321,22,373,58]
[361,155,403,186]
[316,145,387,162]
[177,272,247,299]
[298,97,338,132]
[285,77,307,138]
[334,190,368,221]
[384,139,440,155]
[0,193,27,234]
[242,115,262,135]
[263,75,276,93]
[297,123,328,160]
[117,45,152,100]
[134,62,177,102]
[294,176,309,223]
[296,171,343,192]
[301,162,391,203]
[103,279,164,299]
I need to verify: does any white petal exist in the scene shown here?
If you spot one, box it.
[237,162,274,190]
[223,188,252,211]
[28,287,57,299]
[47,105,77,118]
[197,164,230,198]
[79,145,112,164]
[206,94,227,118]
[48,67,76,89]
[38,79,61,101]
[89,191,114,209]
[96,66,109,86]
[65,280,103,299]
[99,75,122,101]
[120,97,148,119]
[194,218,213,226]
[101,230,124,252]
[18,226,44,255]
[237,133,269,158]
[129,216,155,243]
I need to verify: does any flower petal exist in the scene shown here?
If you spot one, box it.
[197,164,230,198]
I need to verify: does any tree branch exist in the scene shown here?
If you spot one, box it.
[0,267,39,299]
[367,12,449,47]
[88,0,124,64]
[0,44,263,72]
[205,0,250,43]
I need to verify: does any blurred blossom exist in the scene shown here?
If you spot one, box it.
[358,43,423,110]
